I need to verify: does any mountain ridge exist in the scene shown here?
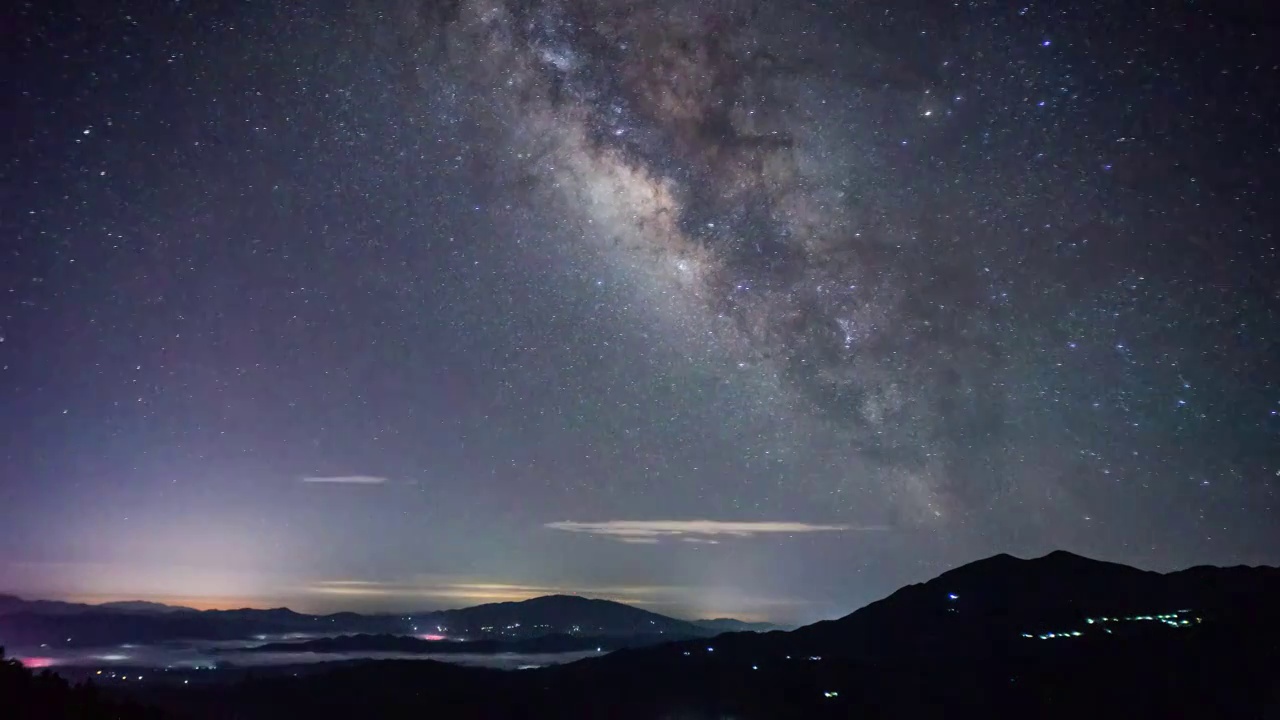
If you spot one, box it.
[648,550,1280,665]
[28,549,1274,719]
[691,618,784,633]
[0,592,719,647]
[5,552,1277,653]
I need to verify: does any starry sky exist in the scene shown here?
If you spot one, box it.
[2,0,1277,623]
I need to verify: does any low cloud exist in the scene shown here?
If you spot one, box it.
[545,520,882,544]
[301,475,388,485]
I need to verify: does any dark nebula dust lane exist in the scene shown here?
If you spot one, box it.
[2,0,1277,619]
[368,0,1278,530]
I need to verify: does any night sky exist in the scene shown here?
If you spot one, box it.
[2,0,1277,623]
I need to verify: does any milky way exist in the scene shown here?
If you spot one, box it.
[386,0,1056,525]
[4,0,1277,619]
[362,0,1278,540]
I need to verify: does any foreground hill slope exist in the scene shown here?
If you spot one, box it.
[766,549,1280,660]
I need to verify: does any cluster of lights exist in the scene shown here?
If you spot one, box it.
[94,672,145,681]
[1023,609,1200,640]
[823,691,840,698]
[1024,631,1084,640]
[1085,611,1197,628]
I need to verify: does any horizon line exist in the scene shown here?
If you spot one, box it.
[0,590,805,625]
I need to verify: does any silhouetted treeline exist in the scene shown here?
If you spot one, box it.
[0,647,162,720]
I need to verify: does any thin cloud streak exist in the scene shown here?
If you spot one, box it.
[545,519,884,543]
[300,475,388,485]
[304,579,687,605]
[307,580,677,596]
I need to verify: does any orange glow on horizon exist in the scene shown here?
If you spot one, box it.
[33,582,805,624]
[59,594,281,611]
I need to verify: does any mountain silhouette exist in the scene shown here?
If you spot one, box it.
[4,551,1279,718]
[691,618,784,633]
[657,550,1280,662]
[97,601,195,614]
[0,593,715,647]
[419,594,710,637]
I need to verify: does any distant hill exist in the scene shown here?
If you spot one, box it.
[420,594,712,638]
[0,595,105,616]
[692,618,784,633]
[0,595,402,647]
[97,601,194,614]
[0,593,717,648]
[0,595,193,616]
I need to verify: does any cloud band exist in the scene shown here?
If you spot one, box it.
[545,519,882,544]
[301,475,388,485]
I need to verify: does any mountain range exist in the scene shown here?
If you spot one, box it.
[5,550,1279,718]
[687,549,1280,662]
[688,617,785,633]
[0,591,778,648]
